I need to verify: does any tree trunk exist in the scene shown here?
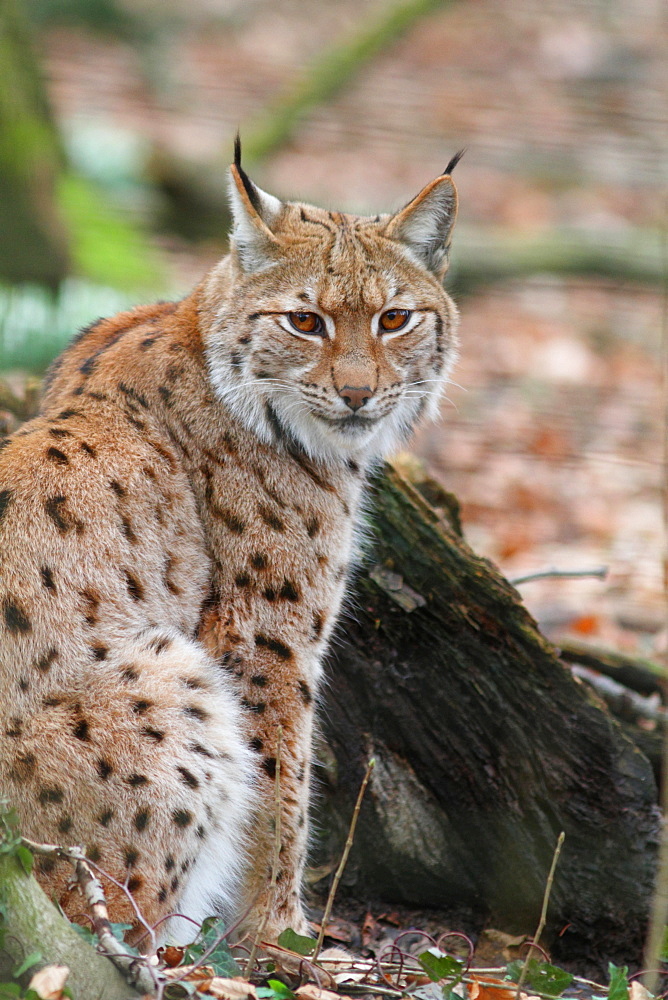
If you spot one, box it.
[316,463,658,966]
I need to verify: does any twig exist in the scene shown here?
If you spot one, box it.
[514,831,565,1000]
[312,758,375,963]
[86,857,158,955]
[642,213,668,994]
[510,567,608,586]
[21,837,159,996]
[245,725,283,977]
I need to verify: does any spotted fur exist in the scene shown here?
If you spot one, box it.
[0,153,460,944]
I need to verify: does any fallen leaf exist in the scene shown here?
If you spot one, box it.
[163,964,215,981]
[261,944,336,986]
[630,983,653,1000]
[469,974,517,1000]
[361,910,378,947]
[309,917,354,944]
[161,945,186,968]
[28,965,70,999]
[197,976,259,999]
[377,911,402,927]
[295,987,341,1000]
[571,614,600,636]
[472,929,527,965]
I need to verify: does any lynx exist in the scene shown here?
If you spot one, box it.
[0,142,461,944]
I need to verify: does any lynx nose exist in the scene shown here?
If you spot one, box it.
[339,385,373,412]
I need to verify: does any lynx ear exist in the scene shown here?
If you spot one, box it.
[228,137,284,272]
[385,154,462,278]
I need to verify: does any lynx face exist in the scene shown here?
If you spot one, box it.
[203,156,461,463]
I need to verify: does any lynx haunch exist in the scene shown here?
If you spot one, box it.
[0,143,461,944]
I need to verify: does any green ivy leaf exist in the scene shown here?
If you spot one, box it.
[257,981,297,1000]
[418,951,463,984]
[72,923,97,945]
[608,963,630,1000]
[12,952,42,979]
[276,928,317,956]
[109,921,134,941]
[183,916,239,978]
[505,959,573,997]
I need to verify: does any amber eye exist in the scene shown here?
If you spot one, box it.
[288,312,324,335]
[380,309,412,332]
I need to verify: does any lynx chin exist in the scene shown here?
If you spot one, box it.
[0,141,461,945]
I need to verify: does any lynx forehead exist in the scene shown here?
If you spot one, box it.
[0,145,461,946]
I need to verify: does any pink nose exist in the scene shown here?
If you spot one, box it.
[339,385,373,411]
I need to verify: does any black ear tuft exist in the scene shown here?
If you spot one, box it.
[233,132,260,212]
[443,149,466,176]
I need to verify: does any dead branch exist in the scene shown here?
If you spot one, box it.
[559,638,665,697]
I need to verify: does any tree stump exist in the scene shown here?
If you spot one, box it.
[316,463,658,965]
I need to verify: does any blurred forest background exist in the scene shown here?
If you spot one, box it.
[0,0,665,664]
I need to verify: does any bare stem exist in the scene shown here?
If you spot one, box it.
[510,567,608,586]
[312,758,375,963]
[642,212,668,993]
[244,725,283,978]
[514,831,565,1000]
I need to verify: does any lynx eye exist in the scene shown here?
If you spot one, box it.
[288,312,324,336]
[380,309,412,333]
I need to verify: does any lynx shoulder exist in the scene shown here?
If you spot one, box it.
[0,146,461,943]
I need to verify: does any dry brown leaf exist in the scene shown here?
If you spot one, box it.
[468,974,518,1000]
[309,917,354,944]
[163,963,215,981]
[261,944,336,986]
[296,986,341,1000]
[472,928,527,965]
[361,910,378,947]
[27,965,70,1000]
[160,945,186,968]
[571,614,600,636]
[199,977,259,999]
[630,983,653,1000]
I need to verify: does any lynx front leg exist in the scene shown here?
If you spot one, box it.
[236,702,315,940]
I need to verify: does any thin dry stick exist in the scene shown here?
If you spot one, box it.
[642,198,668,996]
[22,838,159,996]
[312,757,375,963]
[514,831,565,1000]
[510,567,608,586]
[245,725,283,978]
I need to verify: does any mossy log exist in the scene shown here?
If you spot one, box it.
[317,464,658,966]
[0,0,69,286]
